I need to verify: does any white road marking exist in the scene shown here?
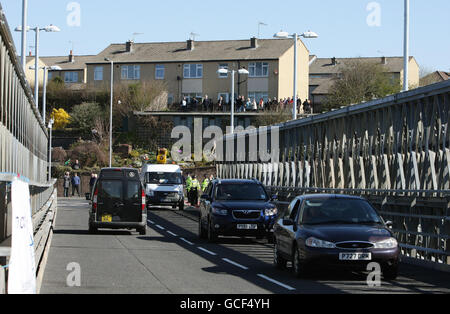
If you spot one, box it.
[167,231,178,237]
[198,247,217,256]
[156,225,165,230]
[147,220,155,224]
[222,258,248,270]
[257,274,296,291]
[180,238,194,245]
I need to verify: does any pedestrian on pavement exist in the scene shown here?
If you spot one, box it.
[303,99,311,114]
[72,159,81,171]
[181,97,187,112]
[72,173,81,197]
[89,173,97,194]
[217,96,225,112]
[201,176,210,192]
[63,172,71,197]
[203,95,211,112]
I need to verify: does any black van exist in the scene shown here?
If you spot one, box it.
[89,168,147,235]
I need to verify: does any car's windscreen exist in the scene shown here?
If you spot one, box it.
[145,172,182,185]
[215,184,268,201]
[301,198,382,225]
[99,180,122,200]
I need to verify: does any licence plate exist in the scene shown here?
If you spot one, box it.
[237,224,258,230]
[339,253,372,261]
[101,215,112,222]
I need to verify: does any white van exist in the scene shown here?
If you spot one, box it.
[140,164,184,210]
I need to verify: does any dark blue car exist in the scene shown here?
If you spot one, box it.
[198,179,278,242]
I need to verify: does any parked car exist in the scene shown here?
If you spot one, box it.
[273,194,399,280]
[198,179,278,242]
[141,164,184,210]
[89,168,147,235]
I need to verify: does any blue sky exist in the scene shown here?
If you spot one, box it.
[2,0,449,72]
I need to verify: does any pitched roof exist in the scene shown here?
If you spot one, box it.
[310,56,416,74]
[309,77,336,95]
[437,71,450,81]
[87,38,296,64]
[27,55,97,70]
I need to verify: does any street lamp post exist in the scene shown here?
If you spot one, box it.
[217,68,249,134]
[48,118,54,182]
[20,0,28,70]
[29,65,61,122]
[105,58,114,167]
[274,30,318,120]
[403,0,410,92]
[15,24,60,109]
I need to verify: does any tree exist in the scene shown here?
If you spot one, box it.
[324,60,402,111]
[50,108,71,130]
[70,102,107,135]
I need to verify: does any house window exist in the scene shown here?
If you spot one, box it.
[94,66,103,81]
[64,71,78,83]
[167,93,174,105]
[47,72,53,80]
[121,65,141,80]
[218,64,228,78]
[183,64,203,78]
[248,91,269,103]
[155,65,165,80]
[249,62,269,77]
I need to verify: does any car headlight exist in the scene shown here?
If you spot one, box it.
[147,190,154,197]
[373,238,398,249]
[305,237,336,249]
[212,208,228,216]
[264,207,278,216]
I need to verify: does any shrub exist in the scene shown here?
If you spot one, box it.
[52,147,67,162]
[70,141,108,168]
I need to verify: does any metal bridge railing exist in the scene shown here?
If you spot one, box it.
[0,4,56,293]
[217,80,450,268]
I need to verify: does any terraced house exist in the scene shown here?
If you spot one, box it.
[27,37,311,106]
[85,37,310,106]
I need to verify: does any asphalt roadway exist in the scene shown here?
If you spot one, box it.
[39,198,450,294]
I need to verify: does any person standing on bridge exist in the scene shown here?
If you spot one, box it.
[63,172,71,198]
[72,173,81,197]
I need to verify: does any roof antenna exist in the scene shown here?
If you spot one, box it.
[258,22,268,39]
[131,32,144,42]
[189,32,200,41]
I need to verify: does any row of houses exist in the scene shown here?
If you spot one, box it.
[26,37,423,110]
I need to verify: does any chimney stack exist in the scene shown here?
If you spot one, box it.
[381,56,387,65]
[331,57,337,65]
[251,37,258,49]
[69,50,75,63]
[126,40,134,53]
[187,39,194,51]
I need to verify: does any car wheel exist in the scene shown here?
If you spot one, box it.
[274,240,287,269]
[382,264,398,281]
[138,226,146,236]
[88,224,97,234]
[293,245,308,278]
[198,218,207,239]
[207,219,218,243]
[179,201,184,211]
